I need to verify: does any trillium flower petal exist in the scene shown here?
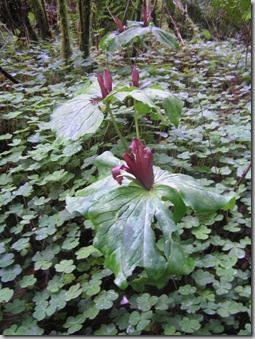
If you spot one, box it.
[97,73,108,99]
[103,70,112,94]
[112,164,130,185]
[96,70,113,100]
[113,16,126,33]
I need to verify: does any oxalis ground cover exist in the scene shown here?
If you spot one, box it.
[0,37,251,335]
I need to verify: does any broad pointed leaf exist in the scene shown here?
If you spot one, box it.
[100,25,151,52]
[151,26,179,49]
[88,185,192,290]
[153,167,236,212]
[66,151,125,215]
[110,87,183,125]
[112,88,157,109]
[162,95,183,128]
[51,92,103,141]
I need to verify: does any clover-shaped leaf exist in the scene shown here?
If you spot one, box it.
[238,324,251,335]
[55,259,76,273]
[81,299,99,320]
[110,308,130,330]
[65,283,83,301]
[0,242,6,254]
[3,322,44,335]
[128,311,141,326]
[75,245,101,260]
[213,279,232,295]
[0,264,22,282]
[33,244,60,270]
[164,326,181,335]
[94,290,118,310]
[47,291,67,316]
[61,238,80,250]
[93,323,118,335]
[63,313,87,334]
[179,317,201,333]
[11,238,30,252]
[34,260,52,270]
[18,275,37,288]
[202,301,218,315]
[192,225,211,240]
[0,253,15,267]
[0,287,14,303]
[3,325,27,336]
[13,182,33,197]
[82,278,101,296]
[130,293,158,311]
[234,285,251,298]
[178,284,197,295]
[192,269,215,286]
[33,300,49,321]
[217,301,248,318]
[155,294,173,311]
[129,310,153,332]
[35,224,56,240]
[4,299,26,314]
[180,296,201,312]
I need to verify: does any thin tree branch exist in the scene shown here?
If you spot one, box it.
[166,8,184,46]
[0,66,19,84]
[122,0,132,23]
[234,162,251,191]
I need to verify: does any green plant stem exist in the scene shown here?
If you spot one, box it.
[134,105,140,139]
[106,102,129,152]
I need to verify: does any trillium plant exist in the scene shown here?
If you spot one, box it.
[51,67,235,291]
[100,4,179,54]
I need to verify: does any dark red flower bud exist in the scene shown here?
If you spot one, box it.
[131,66,139,88]
[113,16,126,33]
[97,70,112,99]
[142,6,151,27]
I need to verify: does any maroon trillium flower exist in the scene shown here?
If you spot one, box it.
[131,65,139,88]
[112,137,155,190]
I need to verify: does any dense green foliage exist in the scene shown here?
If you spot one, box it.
[0,33,251,335]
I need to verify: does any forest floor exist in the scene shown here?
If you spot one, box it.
[0,36,251,335]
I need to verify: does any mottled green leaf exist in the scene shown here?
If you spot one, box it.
[162,95,183,128]
[51,92,104,141]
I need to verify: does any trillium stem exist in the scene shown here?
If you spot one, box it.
[133,102,140,139]
[106,102,129,152]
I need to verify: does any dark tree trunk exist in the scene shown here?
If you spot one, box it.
[30,0,52,39]
[57,0,72,59]
[0,0,38,41]
[78,0,91,58]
